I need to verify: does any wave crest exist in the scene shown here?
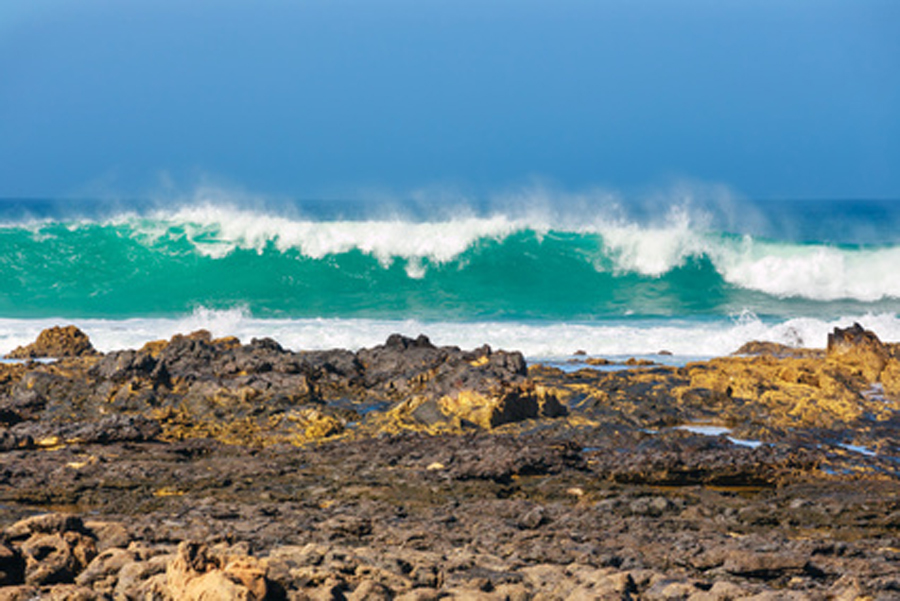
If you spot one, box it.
[134,204,539,268]
[4,202,900,306]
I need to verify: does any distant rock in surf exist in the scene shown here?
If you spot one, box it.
[5,325,98,359]
[732,340,824,359]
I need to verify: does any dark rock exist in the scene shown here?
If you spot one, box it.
[446,435,584,483]
[517,506,548,530]
[319,516,373,539]
[0,428,33,452]
[720,550,809,579]
[89,350,158,383]
[62,414,162,444]
[0,539,26,585]
[628,496,673,517]
[0,389,46,426]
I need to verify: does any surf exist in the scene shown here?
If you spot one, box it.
[2,198,900,320]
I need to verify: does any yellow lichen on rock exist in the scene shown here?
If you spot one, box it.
[371,382,567,435]
[139,339,169,358]
[468,356,490,367]
[679,354,897,428]
[300,410,345,440]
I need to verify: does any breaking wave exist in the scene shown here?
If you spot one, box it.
[1,201,899,319]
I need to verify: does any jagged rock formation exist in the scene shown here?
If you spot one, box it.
[1,328,565,447]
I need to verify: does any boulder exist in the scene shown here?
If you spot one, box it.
[6,326,97,359]
[5,514,88,541]
[20,531,97,585]
[435,384,566,430]
[733,340,824,359]
[75,547,136,593]
[0,585,40,600]
[166,541,268,600]
[827,323,890,381]
[387,381,565,433]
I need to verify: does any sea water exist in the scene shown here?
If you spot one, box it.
[2,193,899,360]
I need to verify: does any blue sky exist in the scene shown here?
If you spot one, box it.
[1,0,898,200]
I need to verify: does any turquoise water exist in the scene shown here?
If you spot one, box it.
[1,196,899,357]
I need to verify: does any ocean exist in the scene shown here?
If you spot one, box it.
[2,193,899,361]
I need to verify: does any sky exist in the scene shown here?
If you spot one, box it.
[0,0,898,201]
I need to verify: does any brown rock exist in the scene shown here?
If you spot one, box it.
[113,554,171,599]
[166,541,220,596]
[83,520,131,552]
[75,547,136,592]
[721,550,808,578]
[6,326,97,359]
[733,340,823,359]
[695,580,752,600]
[182,569,255,601]
[0,585,40,601]
[827,323,889,381]
[643,579,701,599]
[39,583,106,600]
[395,588,442,601]
[223,556,268,599]
[166,541,267,601]
[20,532,97,586]
[5,514,87,541]
[586,357,613,366]
[346,578,393,601]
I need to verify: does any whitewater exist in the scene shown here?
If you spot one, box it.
[2,194,899,360]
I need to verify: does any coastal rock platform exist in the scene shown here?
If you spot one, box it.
[1,325,899,599]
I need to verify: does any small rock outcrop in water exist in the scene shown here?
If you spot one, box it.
[5,326,97,359]
[732,340,824,359]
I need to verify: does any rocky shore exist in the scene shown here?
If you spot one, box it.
[1,324,899,599]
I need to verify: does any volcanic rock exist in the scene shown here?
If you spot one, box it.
[6,326,97,359]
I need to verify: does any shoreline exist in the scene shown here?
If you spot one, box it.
[1,324,899,598]
[4,310,900,363]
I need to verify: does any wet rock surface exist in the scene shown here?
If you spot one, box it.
[1,324,900,598]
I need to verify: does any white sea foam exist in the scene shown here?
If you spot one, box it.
[138,204,539,268]
[713,240,900,302]
[3,308,900,361]
[589,205,709,276]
